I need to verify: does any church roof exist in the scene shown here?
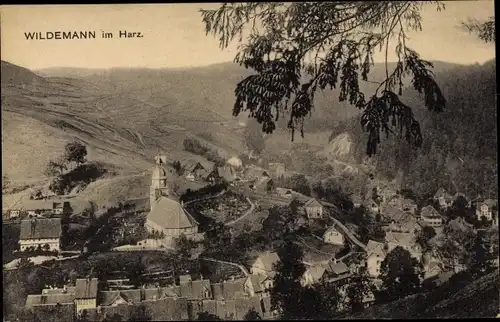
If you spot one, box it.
[147,196,198,229]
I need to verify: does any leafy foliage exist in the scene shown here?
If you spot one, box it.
[243,307,263,321]
[197,312,222,321]
[377,246,423,303]
[463,16,495,43]
[201,2,447,156]
[270,241,307,319]
[416,225,436,251]
[64,141,87,166]
[244,118,266,154]
[173,234,197,261]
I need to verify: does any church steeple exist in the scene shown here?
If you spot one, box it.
[150,152,169,210]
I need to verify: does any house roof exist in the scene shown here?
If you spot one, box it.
[222,278,247,300]
[75,278,99,299]
[180,159,204,173]
[246,274,268,293]
[253,176,272,189]
[304,266,326,282]
[304,198,323,208]
[179,274,192,284]
[448,217,474,232]
[481,199,497,208]
[324,225,342,236]
[383,206,406,222]
[25,293,75,308]
[20,218,62,240]
[366,240,386,256]
[254,251,280,272]
[147,196,198,230]
[421,205,442,219]
[143,297,189,321]
[385,231,416,247]
[179,279,211,300]
[303,251,334,265]
[328,262,350,275]
[19,200,54,211]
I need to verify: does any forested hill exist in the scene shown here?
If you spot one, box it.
[329,59,497,198]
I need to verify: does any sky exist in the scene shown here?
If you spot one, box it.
[0,1,495,70]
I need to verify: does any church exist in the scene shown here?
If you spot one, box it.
[144,154,201,243]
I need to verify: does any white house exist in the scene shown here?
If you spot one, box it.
[366,240,387,278]
[75,278,98,313]
[323,226,344,245]
[19,218,62,252]
[476,199,497,221]
[420,206,444,227]
[251,252,280,278]
[304,198,324,219]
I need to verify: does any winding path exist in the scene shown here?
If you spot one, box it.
[225,197,255,226]
[199,256,250,277]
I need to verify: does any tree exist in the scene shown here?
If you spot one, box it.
[201,2,447,156]
[174,234,197,261]
[343,267,374,314]
[270,241,307,319]
[378,246,423,303]
[49,176,67,195]
[203,222,232,256]
[465,230,490,277]
[197,312,222,321]
[128,304,152,321]
[416,225,436,251]
[463,16,495,43]
[173,160,183,176]
[286,174,311,196]
[64,141,87,167]
[243,307,262,321]
[447,196,469,220]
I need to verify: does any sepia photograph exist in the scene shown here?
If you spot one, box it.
[1,1,498,321]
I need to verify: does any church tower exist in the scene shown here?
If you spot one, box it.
[150,153,169,210]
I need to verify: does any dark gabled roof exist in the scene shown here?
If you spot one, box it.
[222,278,247,300]
[143,297,189,321]
[20,218,62,240]
[25,293,75,308]
[162,285,181,298]
[119,289,142,303]
[75,278,99,299]
[98,291,123,306]
[31,302,75,322]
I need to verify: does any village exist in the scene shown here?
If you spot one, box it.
[2,146,499,321]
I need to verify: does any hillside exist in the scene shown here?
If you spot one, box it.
[356,271,499,319]
[328,59,497,198]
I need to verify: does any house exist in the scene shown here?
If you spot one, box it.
[268,162,286,178]
[365,240,387,278]
[19,218,62,252]
[422,253,444,280]
[475,199,497,221]
[217,166,237,183]
[251,252,280,278]
[387,196,418,215]
[75,278,98,313]
[198,168,220,184]
[302,252,334,267]
[382,206,407,223]
[243,165,270,181]
[252,177,274,194]
[13,200,67,218]
[433,187,453,209]
[384,231,422,261]
[351,195,363,208]
[26,286,75,308]
[276,188,293,199]
[304,198,324,219]
[180,159,214,181]
[323,226,344,245]
[322,262,352,282]
[363,198,379,214]
[378,188,398,204]
[384,211,420,234]
[301,266,327,286]
[244,274,273,297]
[420,205,444,227]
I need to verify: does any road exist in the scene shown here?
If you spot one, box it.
[199,256,250,277]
